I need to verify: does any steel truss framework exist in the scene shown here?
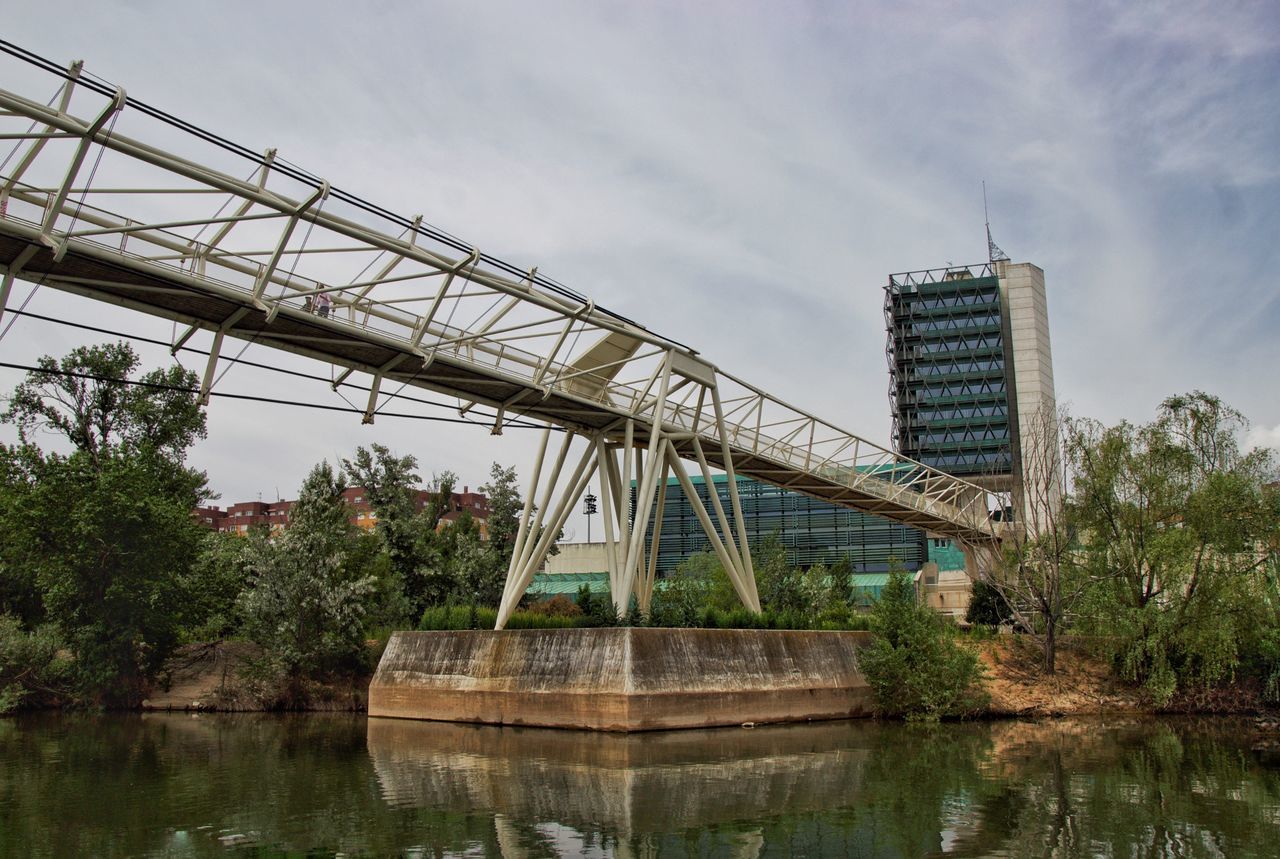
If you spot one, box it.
[0,47,1008,627]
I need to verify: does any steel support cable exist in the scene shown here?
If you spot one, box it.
[0,358,556,430]
[0,80,65,175]
[186,160,269,248]
[329,380,365,414]
[0,272,51,343]
[370,347,435,420]
[0,307,543,429]
[205,185,328,394]
[0,39,682,343]
[64,103,120,238]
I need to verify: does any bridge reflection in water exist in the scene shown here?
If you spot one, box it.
[369,717,871,824]
[365,716,1280,858]
[367,717,880,855]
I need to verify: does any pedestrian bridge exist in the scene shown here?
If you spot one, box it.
[0,42,1006,625]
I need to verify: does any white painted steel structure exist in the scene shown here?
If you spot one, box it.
[0,47,1007,628]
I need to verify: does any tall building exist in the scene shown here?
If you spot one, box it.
[884,260,1055,495]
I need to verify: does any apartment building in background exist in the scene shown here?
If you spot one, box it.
[195,486,489,538]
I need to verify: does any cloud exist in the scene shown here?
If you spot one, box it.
[1245,424,1280,454]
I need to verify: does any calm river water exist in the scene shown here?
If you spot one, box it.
[1,713,1278,857]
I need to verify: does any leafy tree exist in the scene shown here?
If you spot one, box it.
[0,343,209,705]
[751,533,840,618]
[859,569,988,720]
[480,462,523,558]
[341,443,420,611]
[649,552,716,626]
[4,342,205,467]
[237,462,376,700]
[965,579,1013,627]
[477,461,553,609]
[0,614,71,713]
[182,530,254,642]
[1070,392,1280,704]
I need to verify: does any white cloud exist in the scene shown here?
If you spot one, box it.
[1246,424,1280,453]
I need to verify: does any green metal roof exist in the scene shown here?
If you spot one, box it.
[849,573,891,589]
[526,571,610,596]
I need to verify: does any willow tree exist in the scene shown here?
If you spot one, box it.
[1070,392,1279,703]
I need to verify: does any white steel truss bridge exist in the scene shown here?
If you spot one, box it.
[0,44,1007,627]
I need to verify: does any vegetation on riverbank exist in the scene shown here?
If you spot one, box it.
[1,344,1277,719]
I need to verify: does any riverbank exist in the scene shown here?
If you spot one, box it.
[138,635,1275,718]
[141,641,370,713]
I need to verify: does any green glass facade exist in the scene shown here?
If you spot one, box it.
[885,264,1013,477]
[647,474,926,575]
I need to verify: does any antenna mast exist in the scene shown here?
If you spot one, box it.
[984,181,1010,263]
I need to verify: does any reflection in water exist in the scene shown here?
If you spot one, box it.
[0,713,1278,856]
[367,718,877,836]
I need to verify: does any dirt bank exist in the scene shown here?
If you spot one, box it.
[141,635,1273,717]
[141,642,369,712]
[977,635,1274,717]
[977,637,1149,717]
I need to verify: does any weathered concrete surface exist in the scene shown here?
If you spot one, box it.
[366,718,877,835]
[368,627,874,731]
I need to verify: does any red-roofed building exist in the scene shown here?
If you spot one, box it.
[196,486,488,538]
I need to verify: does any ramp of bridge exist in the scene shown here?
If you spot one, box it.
[0,45,1006,568]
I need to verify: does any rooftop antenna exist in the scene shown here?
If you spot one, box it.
[984,181,1010,263]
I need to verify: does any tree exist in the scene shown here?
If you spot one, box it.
[649,552,717,626]
[478,461,552,609]
[0,343,209,705]
[0,614,70,714]
[182,530,255,642]
[1070,392,1280,704]
[859,568,988,719]
[965,579,1013,627]
[480,462,522,557]
[748,533,796,612]
[341,443,420,609]
[982,405,1089,674]
[237,462,376,700]
[4,342,205,467]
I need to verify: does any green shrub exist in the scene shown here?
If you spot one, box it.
[420,605,491,630]
[418,605,581,631]
[965,579,1013,627]
[0,615,71,713]
[505,612,578,630]
[526,595,582,618]
[859,571,988,720]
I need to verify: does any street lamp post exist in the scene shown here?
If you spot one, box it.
[583,488,598,543]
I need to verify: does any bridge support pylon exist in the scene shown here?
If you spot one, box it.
[495,354,761,629]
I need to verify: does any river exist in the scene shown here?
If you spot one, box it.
[1,713,1277,857]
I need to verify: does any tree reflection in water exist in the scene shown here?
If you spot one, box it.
[0,713,1277,856]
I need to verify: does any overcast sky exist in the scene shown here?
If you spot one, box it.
[2,1,1278,539]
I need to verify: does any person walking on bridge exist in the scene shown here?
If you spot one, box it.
[314,289,333,318]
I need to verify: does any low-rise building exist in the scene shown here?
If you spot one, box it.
[196,485,489,537]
